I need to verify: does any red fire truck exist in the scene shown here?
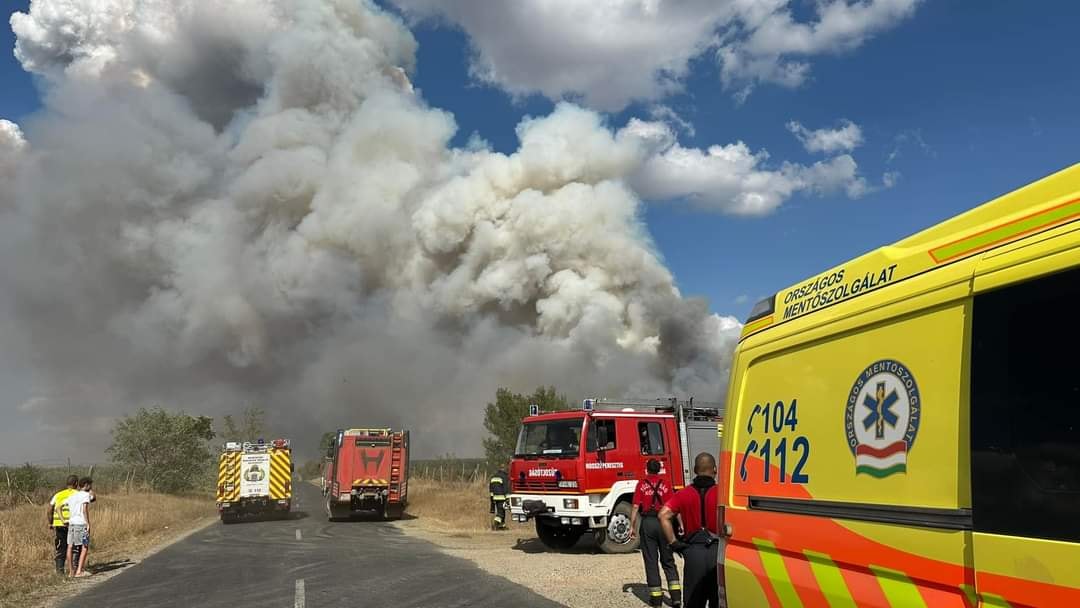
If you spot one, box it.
[508,398,723,553]
[322,427,410,521]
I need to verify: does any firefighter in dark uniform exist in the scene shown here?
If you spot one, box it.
[660,452,721,608]
[489,469,509,530]
[630,459,681,607]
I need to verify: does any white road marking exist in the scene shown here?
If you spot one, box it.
[295,529,302,540]
[295,579,305,608]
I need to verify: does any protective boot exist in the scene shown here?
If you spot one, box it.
[669,582,683,607]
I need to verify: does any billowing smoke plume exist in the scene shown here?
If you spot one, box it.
[1,0,740,458]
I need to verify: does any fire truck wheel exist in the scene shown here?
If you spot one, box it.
[535,519,584,551]
[326,497,350,522]
[595,501,640,554]
[220,512,238,525]
[384,504,404,520]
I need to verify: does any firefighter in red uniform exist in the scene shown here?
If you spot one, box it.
[660,452,720,608]
[630,459,681,607]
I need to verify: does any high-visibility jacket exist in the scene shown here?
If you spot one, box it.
[489,470,508,499]
[49,488,77,527]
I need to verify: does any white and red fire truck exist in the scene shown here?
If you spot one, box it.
[508,398,723,553]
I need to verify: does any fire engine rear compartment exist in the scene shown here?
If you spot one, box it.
[323,428,410,521]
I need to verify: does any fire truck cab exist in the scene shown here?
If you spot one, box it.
[508,398,722,553]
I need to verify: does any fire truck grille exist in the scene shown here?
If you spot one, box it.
[513,479,561,492]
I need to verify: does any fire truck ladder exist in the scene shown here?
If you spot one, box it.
[389,432,403,503]
[586,396,724,419]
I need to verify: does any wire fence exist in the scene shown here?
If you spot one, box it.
[410,459,489,483]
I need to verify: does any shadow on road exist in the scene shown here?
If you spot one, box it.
[222,511,305,525]
[510,536,599,555]
[329,511,416,523]
[89,559,135,575]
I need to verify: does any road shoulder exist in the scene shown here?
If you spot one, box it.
[27,516,217,608]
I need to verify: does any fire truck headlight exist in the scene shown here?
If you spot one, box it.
[563,498,579,510]
[510,497,522,507]
[588,494,604,505]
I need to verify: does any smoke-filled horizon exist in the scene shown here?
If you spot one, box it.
[0,0,744,461]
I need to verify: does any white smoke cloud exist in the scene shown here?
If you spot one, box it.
[2,0,743,459]
[0,119,25,189]
[390,0,922,108]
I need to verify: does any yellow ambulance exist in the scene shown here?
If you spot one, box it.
[718,163,1080,607]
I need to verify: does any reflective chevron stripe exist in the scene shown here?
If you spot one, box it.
[353,479,389,486]
[753,539,803,607]
[869,565,927,608]
[804,550,857,608]
[269,449,292,500]
[747,540,941,608]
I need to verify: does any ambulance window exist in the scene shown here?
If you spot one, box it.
[971,266,1080,543]
[587,420,617,452]
[638,422,665,455]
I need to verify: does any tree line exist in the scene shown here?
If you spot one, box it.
[41,385,562,497]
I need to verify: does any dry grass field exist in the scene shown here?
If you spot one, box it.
[0,493,214,607]
[404,477,494,532]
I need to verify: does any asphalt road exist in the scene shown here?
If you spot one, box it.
[61,481,565,608]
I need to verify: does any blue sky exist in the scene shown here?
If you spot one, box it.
[3,1,1078,322]
[384,0,1080,317]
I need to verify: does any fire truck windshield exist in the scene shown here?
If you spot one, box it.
[515,419,582,457]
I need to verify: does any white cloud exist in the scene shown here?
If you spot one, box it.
[886,129,933,164]
[391,0,923,109]
[649,105,696,137]
[720,0,923,97]
[621,119,874,215]
[787,119,863,154]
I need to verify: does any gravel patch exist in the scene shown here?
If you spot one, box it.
[396,519,683,608]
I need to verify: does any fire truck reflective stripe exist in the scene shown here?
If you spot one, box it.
[753,539,804,607]
[869,565,927,608]
[803,551,856,608]
[270,452,291,499]
[352,478,389,486]
[222,452,241,501]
